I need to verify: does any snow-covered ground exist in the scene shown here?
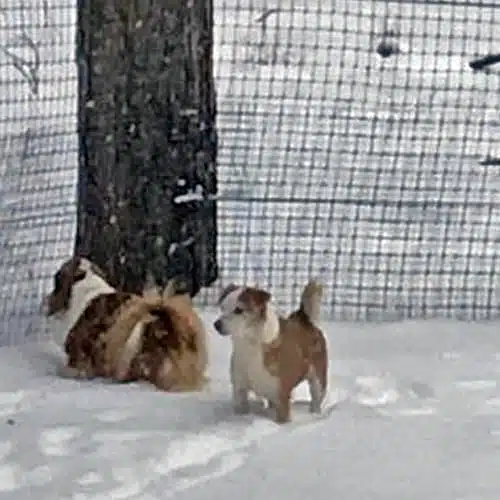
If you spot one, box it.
[1,310,500,498]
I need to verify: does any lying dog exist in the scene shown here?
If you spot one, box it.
[41,256,208,392]
[213,280,327,423]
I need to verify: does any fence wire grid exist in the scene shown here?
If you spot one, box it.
[1,0,500,344]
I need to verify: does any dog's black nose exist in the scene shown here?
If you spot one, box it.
[213,319,227,335]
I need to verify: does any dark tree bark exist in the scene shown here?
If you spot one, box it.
[75,0,218,296]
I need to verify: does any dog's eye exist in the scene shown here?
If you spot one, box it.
[234,307,244,315]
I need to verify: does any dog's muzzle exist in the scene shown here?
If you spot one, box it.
[213,319,229,336]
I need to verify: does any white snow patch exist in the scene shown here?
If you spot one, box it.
[0,464,22,492]
[455,380,497,391]
[0,312,495,498]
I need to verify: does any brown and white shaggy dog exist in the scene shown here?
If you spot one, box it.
[213,280,328,423]
[41,256,208,392]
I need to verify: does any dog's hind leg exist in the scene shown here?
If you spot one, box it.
[307,366,325,414]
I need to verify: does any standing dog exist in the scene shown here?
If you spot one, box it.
[213,281,327,423]
[41,256,208,392]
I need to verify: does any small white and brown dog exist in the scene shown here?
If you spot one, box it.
[213,280,328,423]
[41,256,208,392]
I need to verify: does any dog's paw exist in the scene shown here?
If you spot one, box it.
[309,400,322,414]
[275,406,291,424]
[275,413,291,424]
[274,400,291,423]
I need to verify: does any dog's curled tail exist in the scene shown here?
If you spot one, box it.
[298,279,324,324]
[104,294,168,379]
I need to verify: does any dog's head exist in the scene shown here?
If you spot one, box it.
[213,284,276,342]
[41,256,108,317]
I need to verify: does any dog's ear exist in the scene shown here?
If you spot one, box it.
[240,288,271,317]
[218,283,239,305]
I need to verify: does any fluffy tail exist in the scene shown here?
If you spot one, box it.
[292,279,323,324]
[104,295,168,380]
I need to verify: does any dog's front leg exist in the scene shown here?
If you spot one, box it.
[230,353,250,414]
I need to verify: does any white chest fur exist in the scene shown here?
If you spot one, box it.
[231,338,279,402]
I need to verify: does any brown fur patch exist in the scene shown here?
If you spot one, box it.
[64,291,134,378]
[130,294,209,392]
[262,337,281,378]
[102,294,167,379]
[262,311,327,424]
[239,288,271,318]
[46,257,86,316]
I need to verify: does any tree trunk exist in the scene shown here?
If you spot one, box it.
[75,0,218,296]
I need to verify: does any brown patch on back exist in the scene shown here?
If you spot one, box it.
[45,257,86,316]
[261,311,328,423]
[64,291,134,378]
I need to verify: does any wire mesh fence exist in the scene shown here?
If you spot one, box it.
[203,0,500,321]
[0,0,78,344]
[1,0,500,344]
